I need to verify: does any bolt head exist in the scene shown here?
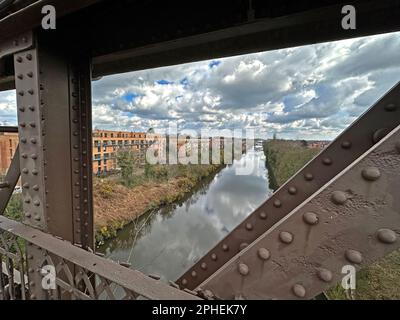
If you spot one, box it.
[331,191,348,205]
[303,212,319,225]
[377,229,397,244]
[362,167,381,181]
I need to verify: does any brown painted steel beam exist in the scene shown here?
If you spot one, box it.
[198,124,400,300]
[0,215,200,300]
[0,0,103,43]
[178,82,400,290]
[92,0,400,78]
[0,145,20,215]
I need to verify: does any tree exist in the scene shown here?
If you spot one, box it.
[117,150,134,181]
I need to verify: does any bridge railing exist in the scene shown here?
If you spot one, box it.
[0,215,199,300]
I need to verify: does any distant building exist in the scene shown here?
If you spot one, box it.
[92,129,155,175]
[308,141,330,149]
[0,132,18,175]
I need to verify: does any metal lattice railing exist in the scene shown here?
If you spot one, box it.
[0,216,199,300]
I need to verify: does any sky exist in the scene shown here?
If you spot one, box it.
[1,31,400,140]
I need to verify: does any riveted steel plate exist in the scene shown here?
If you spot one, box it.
[199,125,400,299]
[179,81,400,290]
[14,48,48,230]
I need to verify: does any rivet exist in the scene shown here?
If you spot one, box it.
[28,89,34,95]
[238,263,249,276]
[259,212,267,219]
[31,154,37,160]
[34,215,41,221]
[23,183,30,189]
[29,106,35,111]
[222,244,229,251]
[345,249,363,264]
[191,271,197,277]
[317,268,333,282]
[239,243,248,251]
[22,168,29,174]
[27,72,33,78]
[331,191,347,205]
[322,157,332,166]
[16,56,23,63]
[32,169,38,175]
[26,54,32,61]
[30,122,36,128]
[181,279,188,286]
[373,128,389,144]
[33,185,39,191]
[377,229,397,244]
[30,138,37,144]
[279,231,293,244]
[273,199,282,208]
[341,141,352,149]
[19,107,25,112]
[304,173,314,181]
[33,200,40,207]
[25,212,31,218]
[362,167,381,181]
[17,74,23,80]
[21,138,27,143]
[24,198,31,204]
[385,103,396,111]
[292,284,306,298]
[211,253,217,261]
[258,248,270,261]
[201,263,207,270]
[20,122,26,128]
[288,187,297,195]
[303,212,319,225]
[245,223,253,231]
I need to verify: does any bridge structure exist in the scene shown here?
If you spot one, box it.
[0,0,400,300]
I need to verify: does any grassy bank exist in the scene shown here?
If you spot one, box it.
[94,163,223,244]
[264,139,400,300]
[263,140,319,188]
[2,163,224,246]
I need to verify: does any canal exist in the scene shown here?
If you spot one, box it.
[99,147,273,282]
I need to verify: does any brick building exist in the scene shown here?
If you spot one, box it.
[92,129,155,175]
[0,132,18,175]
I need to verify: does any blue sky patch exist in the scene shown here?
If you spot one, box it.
[209,60,221,68]
[123,92,140,102]
[156,79,174,85]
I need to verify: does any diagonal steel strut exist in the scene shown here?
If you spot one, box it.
[199,123,400,299]
[0,145,20,215]
[178,82,400,290]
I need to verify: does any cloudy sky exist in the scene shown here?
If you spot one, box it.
[1,31,400,140]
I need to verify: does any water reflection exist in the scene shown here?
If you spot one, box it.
[99,148,273,281]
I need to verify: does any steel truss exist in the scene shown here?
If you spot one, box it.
[0,1,400,300]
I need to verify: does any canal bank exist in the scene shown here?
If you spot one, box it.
[94,163,224,244]
[99,149,273,281]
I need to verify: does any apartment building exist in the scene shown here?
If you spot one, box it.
[0,132,18,175]
[92,129,155,175]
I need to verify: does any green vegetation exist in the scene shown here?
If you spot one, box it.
[264,139,400,300]
[263,140,320,189]
[94,160,224,244]
[3,194,23,221]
